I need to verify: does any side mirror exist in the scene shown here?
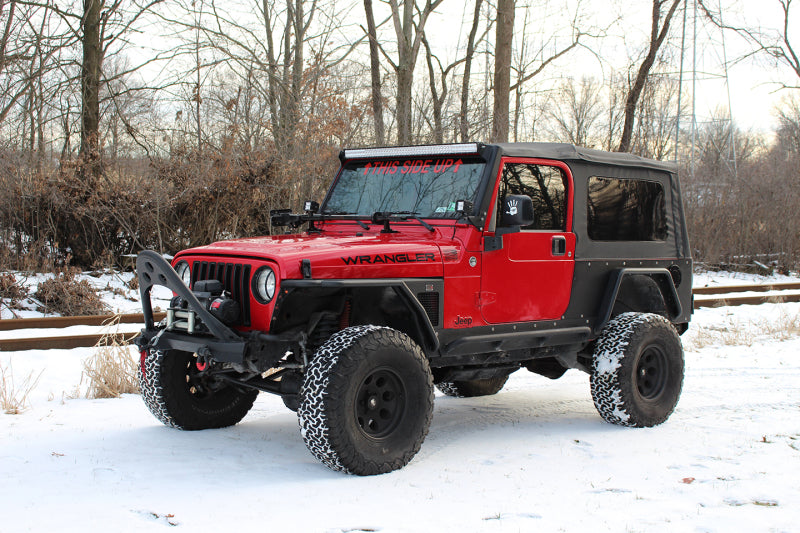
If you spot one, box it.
[500,194,534,228]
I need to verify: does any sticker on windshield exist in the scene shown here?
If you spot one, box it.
[362,158,463,176]
[435,206,447,213]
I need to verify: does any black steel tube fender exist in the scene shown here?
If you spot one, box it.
[595,268,683,335]
[280,279,440,354]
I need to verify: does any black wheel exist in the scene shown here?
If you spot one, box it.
[590,313,684,427]
[436,375,509,397]
[139,349,258,430]
[298,326,434,475]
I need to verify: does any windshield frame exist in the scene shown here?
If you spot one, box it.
[321,154,492,221]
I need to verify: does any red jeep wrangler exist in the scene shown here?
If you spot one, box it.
[135,142,692,475]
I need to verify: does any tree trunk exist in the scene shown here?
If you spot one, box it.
[364,0,385,145]
[460,0,482,142]
[423,35,444,143]
[618,0,681,153]
[491,0,514,143]
[393,0,414,144]
[390,0,443,145]
[80,0,103,176]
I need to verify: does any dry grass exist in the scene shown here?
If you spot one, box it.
[687,311,800,350]
[0,360,42,414]
[79,316,140,399]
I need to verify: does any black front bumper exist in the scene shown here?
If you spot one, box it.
[134,250,303,366]
[135,250,250,362]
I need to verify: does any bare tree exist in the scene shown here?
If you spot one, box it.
[363,0,385,145]
[421,33,468,144]
[15,0,166,175]
[491,0,514,143]
[493,1,585,143]
[700,0,800,87]
[601,71,626,151]
[182,0,361,157]
[546,76,602,147]
[459,0,484,142]
[379,0,445,144]
[775,93,800,155]
[631,71,683,159]
[617,0,681,153]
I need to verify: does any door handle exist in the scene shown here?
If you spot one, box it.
[551,236,567,256]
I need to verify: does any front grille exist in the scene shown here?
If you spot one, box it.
[416,292,440,326]
[191,261,252,326]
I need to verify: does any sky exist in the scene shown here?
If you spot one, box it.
[417,0,799,134]
[134,0,798,136]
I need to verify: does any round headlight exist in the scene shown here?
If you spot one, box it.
[252,266,276,303]
[175,260,191,287]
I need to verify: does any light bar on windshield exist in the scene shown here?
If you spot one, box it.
[343,143,480,160]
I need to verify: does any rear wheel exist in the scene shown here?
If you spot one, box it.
[436,375,509,398]
[139,349,258,430]
[590,313,684,427]
[298,326,434,475]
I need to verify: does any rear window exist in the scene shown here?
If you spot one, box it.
[587,176,667,241]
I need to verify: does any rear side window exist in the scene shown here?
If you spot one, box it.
[587,176,667,241]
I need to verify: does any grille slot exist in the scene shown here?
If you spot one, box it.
[416,292,440,326]
[192,261,252,326]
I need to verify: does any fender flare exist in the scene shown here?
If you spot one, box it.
[280,279,440,354]
[595,268,682,335]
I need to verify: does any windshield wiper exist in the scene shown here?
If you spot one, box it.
[323,211,370,230]
[371,211,435,233]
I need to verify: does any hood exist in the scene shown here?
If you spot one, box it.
[175,230,456,280]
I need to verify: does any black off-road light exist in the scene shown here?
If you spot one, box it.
[456,200,473,214]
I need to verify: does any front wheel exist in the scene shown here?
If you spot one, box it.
[590,313,684,427]
[298,326,434,475]
[139,348,258,430]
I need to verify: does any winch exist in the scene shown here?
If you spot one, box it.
[166,279,241,333]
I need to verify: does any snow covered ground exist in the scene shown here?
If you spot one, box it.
[1,271,799,532]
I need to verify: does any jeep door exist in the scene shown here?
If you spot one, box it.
[480,158,575,323]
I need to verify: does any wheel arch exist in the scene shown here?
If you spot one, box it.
[595,268,682,335]
[276,279,440,354]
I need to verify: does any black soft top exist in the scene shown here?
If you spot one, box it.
[494,142,677,173]
[336,142,688,260]
[488,143,688,261]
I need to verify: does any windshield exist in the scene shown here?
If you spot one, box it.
[323,157,486,218]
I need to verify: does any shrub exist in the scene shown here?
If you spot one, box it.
[33,269,107,316]
[0,273,29,308]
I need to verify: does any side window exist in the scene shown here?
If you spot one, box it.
[587,176,667,241]
[497,163,567,230]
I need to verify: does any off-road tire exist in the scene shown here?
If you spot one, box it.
[436,375,509,397]
[298,326,434,475]
[139,348,258,430]
[590,312,684,427]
